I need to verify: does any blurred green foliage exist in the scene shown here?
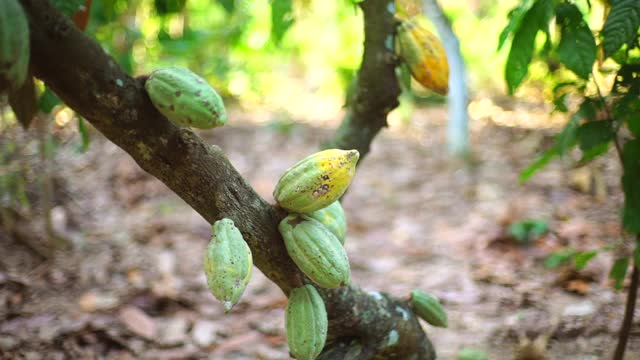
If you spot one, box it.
[81,0,520,107]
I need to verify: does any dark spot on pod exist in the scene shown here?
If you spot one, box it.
[195,90,202,96]
[321,175,330,181]
[175,91,182,97]
[312,184,330,198]
[169,104,175,111]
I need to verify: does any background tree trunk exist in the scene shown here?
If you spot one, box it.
[20,0,436,357]
[423,0,470,157]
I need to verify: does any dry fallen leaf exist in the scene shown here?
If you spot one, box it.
[118,306,156,340]
[78,291,119,312]
[565,280,590,295]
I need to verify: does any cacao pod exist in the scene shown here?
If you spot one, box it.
[395,0,422,19]
[0,0,30,93]
[410,290,448,328]
[145,66,227,129]
[396,17,449,95]
[274,149,359,214]
[204,218,252,312]
[279,214,350,288]
[286,285,327,360]
[308,201,346,244]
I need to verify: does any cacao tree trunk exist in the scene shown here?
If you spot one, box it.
[423,0,470,157]
[20,0,435,358]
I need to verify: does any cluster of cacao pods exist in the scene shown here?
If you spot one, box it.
[144,66,227,129]
[273,149,359,359]
[274,149,357,289]
[395,15,449,95]
[0,0,30,93]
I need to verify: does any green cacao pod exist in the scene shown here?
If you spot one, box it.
[204,218,252,312]
[286,285,328,360]
[145,66,227,129]
[396,16,449,95]
[279,214,350,288]
[410,290,448,328]
[308,201,346,244]
[0,0,30,93]
[274,149,359,214]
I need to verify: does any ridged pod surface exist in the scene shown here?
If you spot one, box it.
[274,149,359,214]
[145,66,227,129]
[0,0,30,92]
[279,214,350,288]
[410,290,448,328]
[396,17,449,95]
[204,218,252,312]
[308,201,346,244]
[285,285,327,360]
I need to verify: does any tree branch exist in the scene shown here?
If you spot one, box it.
[21,0,434,357]
[323,0,401,162]
[613,237,639,360]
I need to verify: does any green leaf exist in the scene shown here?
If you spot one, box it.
[520,147,557,182]
[508,219,549,244]
[217,0,235,14]
[552,81,577,113]
[609,257,629,290]
[545,249,577,268]
[498,0,534,51]
[622,139,640,233]
[577,142,610,165]
[627,113,640,138]
[77,117,91,152]
[38,87,62,114]
[602,0,640,58]
[575,251,598,270]
[555,3,596,79]
[614,92,640,138]
[457,348,488,360]
[505,19,537,94]
[154,0,186,15]
[271,0,295,45]
[50,0,86,17]
[505,0,555,94]
[576,120,613,152]
[520,107,581,182]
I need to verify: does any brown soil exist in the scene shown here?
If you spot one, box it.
[1,105,638,359]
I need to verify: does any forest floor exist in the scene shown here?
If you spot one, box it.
[1,100,639,360]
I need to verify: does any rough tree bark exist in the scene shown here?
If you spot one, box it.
[323,2,401,161]
[20,0,435,358]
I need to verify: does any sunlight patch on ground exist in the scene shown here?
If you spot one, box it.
[469,97,566,130]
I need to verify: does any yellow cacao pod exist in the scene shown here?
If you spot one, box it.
[274,149,359,214]
[279,214,350,288]
[285,285,328,360]
[396,17,449,95]
[395,0,422,19]
[204,218,252,312]
[308,201,347,244]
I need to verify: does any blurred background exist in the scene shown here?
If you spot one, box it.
[0,0,636,359]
